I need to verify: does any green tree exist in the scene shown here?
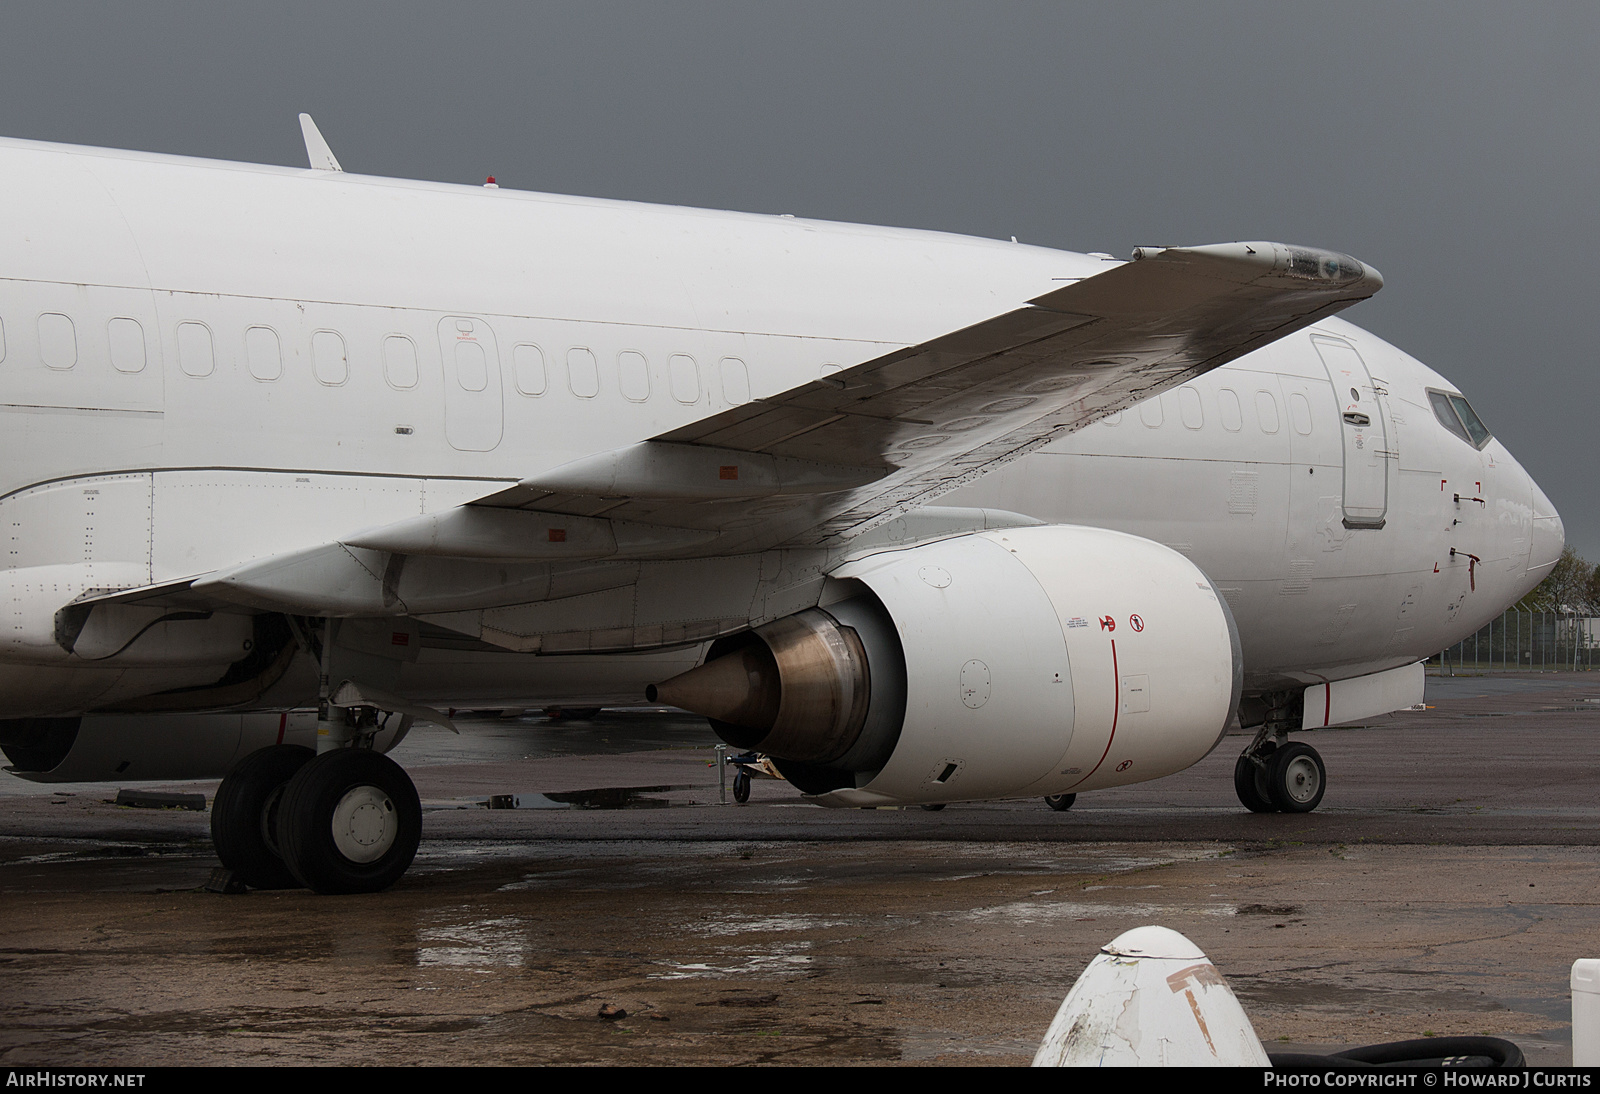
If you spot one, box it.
[1518,546,1596,613]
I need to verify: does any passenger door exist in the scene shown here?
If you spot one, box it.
[1313,336,1391,529]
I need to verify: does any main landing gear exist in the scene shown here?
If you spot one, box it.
[212,738,422,895]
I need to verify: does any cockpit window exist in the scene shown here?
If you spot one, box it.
[1428,389,1492,449]
[1448,394,1492,447]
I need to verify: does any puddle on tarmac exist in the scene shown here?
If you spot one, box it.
[691,913,853,937]
[650,945,815,980]
[429,785,694,811]
[965,898,1234,922]
[648,915,846,980]
[415,914,532,970]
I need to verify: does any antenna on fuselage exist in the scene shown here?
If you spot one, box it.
[298,113,343,172]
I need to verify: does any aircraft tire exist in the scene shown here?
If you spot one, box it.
[278,749,422,895]
[1233,742,1278,813]
[1265,742,1325,814]
[920,802,947,811]
[210,744,316,889]
[732,770,751,803]
[1043,793,1077,812]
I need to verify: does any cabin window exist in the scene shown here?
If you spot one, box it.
[720,357,750,405]
[382,335,419,390]
[1138,395,1163,428]
[38,313,76,370]
[1217,387,1242,432]
[452,339,487,392]
[1101,411,1122,427]
[618,350,650,402]
[176,322,214,377]
[1289,392,1313,435]
[1255,390,1280,434]
[1179,386,1204,430]
[512,344,546,395]
[669,354,700,404]
[312,330,349,386]
[245,326,281,381]
[567,347,599,398]
[108,318,146,374]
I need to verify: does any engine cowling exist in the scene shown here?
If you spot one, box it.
[650,525,1241,806]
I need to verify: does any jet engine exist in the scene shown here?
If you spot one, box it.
[650,525,1242,806]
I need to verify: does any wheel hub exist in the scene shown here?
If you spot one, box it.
[330,785,398,863]
[1282,756,1321,804]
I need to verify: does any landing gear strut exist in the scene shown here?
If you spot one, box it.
[1234,693,1325,815]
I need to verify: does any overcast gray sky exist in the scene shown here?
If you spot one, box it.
[3,2,1595,557]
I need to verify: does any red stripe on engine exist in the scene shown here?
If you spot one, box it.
[1065,638,1121,790]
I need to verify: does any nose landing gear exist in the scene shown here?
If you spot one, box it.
[1238,740,1326,813]
[1265,742,1325,812]
[1233,694,1326,814]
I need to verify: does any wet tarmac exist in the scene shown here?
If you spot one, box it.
[1,673,1596,1065]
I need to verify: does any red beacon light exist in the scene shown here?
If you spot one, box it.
[484,176,498,189]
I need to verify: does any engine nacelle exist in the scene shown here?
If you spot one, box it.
[651,525,1241,806]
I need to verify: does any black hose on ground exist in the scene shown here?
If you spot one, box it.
[1270,1036,1525,1069]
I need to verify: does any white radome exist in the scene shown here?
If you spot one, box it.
[1032,926,1271,1067]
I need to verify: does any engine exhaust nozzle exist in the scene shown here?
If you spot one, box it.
[647,609,871,764]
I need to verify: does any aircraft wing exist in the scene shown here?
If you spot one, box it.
[437,241,1381,555]
[95,240,1378,615]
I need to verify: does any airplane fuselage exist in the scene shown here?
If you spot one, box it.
[0,137,1561,724]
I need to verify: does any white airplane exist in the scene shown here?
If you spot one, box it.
[0,120,1562,894]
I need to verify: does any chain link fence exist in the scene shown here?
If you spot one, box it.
[1430,609,1599,673]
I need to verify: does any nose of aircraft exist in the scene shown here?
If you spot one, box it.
[1528,476,1565,582]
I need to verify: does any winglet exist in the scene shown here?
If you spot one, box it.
[298,113,343,172]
